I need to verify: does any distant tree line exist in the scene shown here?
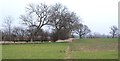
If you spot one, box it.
[83,25,119,38]
[1,3,119,43]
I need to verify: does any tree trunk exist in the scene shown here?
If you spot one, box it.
[79,34,82,38]
[112,34,115,38]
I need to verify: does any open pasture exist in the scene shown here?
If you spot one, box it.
[2,38,118,59]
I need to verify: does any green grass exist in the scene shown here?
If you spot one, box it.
[2,38,118,59]
[71,38,118,59]
[2,42,68,59]
[0,44,2,60]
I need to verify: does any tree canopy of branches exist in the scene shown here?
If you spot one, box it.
[20,3,80,41]
[12,26,27,39]
[109,25,118,38]
[49,3,80,41]
[2,16,13,41]
[73,23,91,38]
[20,3,50,41]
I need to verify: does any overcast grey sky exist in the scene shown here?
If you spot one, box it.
[0,0,119,35]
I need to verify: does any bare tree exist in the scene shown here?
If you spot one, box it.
[12,27,24,36]
[20,3,80,41]
[3,16,13,41]
[12,26,27,41]
[20,3,50,41]
[73,23,91,38]
[49,3,80,41]
[109,25,118,38]
[0,30,2,41]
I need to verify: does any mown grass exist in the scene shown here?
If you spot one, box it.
[2,42,68,59]
[2,38,118,59]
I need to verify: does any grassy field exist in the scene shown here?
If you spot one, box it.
[2,38,118,59]
[70,38,118,59]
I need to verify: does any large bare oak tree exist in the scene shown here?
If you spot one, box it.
[20,3,50,41]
